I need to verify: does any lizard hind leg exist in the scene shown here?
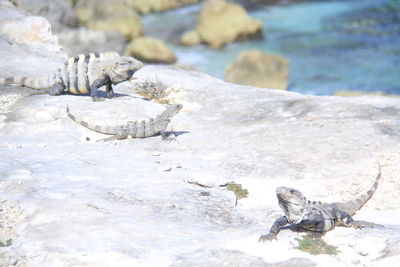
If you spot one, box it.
[90,79,105,102]
[342,218,384,229]
[334,209,357,227]
[348,220,384,229]
[334,209,382,229]
[46,83,65,96]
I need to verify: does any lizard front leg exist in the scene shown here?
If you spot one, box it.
[105,80,114,98]
[160,119,173,140]
[259,216,289,242]
[90,79,106,102]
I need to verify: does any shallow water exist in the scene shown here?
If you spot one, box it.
[143,0,400,95]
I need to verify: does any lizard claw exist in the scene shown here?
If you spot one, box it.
[258,234,276,242]
[92,96,105,102]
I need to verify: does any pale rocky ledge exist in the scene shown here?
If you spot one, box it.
[0,2,399,266]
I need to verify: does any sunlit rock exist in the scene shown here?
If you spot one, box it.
[225,50,289,90]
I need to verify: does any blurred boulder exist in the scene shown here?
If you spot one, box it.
[124,36,177,64]
[0,16,58,46]
[127,0,200,14]
[56,28,126,56]
[225,50,289,90]
[334,90,399,97]
[0,2,62,53]
[180,30,201,46]
[181,0,262,49]
[0,0,66,103]
[13,0,78,32]
[74,0,142,40]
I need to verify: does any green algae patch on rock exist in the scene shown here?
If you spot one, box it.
[225,50,289,90]
[295,235,339,256]
[124,36,177,64]
[226,183,249,206]
[0,239,12,247]
[196,0,263,49]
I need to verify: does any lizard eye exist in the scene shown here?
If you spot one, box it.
[290,189,295,194]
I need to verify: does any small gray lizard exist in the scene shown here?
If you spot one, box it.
[67,104,183,141]
[0,52,143,102]
[259,163,382,242]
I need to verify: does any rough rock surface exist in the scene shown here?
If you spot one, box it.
[124,36,177,64]
[225,50,289,90]
[1,3,400,267]
[173,249,316,267]
[74,0,142,40]
[1,54,400,266]
[182,0,263,49]
[335,90,399,98]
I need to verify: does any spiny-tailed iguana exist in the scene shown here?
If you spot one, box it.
[259,163,382,242]
[0,52,143,102]
[67,104,182,141]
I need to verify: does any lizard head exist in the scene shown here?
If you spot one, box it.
[276,186,308,224]
[164,104,183,118]
[154,104,183,133]
[109,56,144,84]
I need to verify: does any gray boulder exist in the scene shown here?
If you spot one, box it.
[56,28,126,56]
[13,0,78,32]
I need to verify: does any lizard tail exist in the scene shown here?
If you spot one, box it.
[66,106,117,135]
[335,163,381,216]
[0,76,55,89]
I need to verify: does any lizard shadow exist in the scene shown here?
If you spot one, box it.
[165,130,190,137]
[281,225,327,238]
[95,91,131,98]
[65,91,133,99]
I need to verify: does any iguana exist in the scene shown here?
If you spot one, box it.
[0,52,143,102]
[259,163,382,242]
[66,104,183,141]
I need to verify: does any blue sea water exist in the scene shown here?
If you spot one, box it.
[143,0,400,95]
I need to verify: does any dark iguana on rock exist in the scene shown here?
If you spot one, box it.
[0,52,143,102]
[259,163,382,242]
[67,104,182,141]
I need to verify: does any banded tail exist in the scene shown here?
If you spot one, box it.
[66,105,120,135]
[334,163,381,215]
[0,76,55,90]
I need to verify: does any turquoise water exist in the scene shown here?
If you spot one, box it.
[143,0,400,95]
